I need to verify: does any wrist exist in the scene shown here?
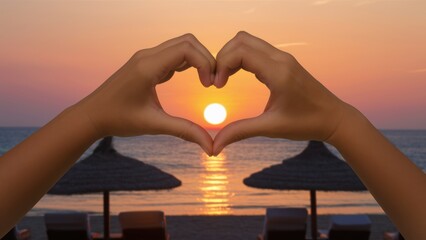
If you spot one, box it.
[62,103,106,141]
[325,102,371,149]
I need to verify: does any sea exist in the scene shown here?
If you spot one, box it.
[0,128,425,216]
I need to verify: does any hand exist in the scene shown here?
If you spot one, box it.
[213,31,349,155]
[75,34,216,155]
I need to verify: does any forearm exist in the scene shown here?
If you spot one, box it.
[0,105,100,235]
[327,104,426,239]
[0,35,215,237]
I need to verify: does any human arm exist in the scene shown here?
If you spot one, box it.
[327,105,426,239]
[0,34,215,236]
[213,31,426,239]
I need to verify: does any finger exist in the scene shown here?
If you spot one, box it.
[217,31,278,62]
[154,112,214,156]
[215,43,273,88]
[215,31,290,88]
[157,61,191,84]
[213,114,270,155]
[158,71,175,84]
[142,34,216,83]
[157,61,190,84]
[152,41,213,87]
[175,61,191,72]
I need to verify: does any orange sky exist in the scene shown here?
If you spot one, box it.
[0,0,425,129]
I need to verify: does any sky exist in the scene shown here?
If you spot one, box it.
[0,0,425,129]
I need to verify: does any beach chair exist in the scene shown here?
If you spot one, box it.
[383,231,405,240]
[118,211,170,240]
[44,212,101,240]
[257,208,308,240]
[1,226,30,240]
[318,214,371,240]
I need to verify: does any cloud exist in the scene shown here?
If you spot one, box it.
[410,68,426,73]
[274,42,308,48]
[313,0,333,5]
[243,7,256,14]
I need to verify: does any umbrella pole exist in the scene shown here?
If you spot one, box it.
[103,191,110,240]
[310,190,317,240]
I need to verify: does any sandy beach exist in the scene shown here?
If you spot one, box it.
[16,214,397,240]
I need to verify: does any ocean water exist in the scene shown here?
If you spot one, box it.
[0,128,425,216]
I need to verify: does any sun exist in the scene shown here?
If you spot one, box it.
[204,103,227,125]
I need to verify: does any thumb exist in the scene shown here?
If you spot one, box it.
[213,114,269,156]
[155,112,213,155]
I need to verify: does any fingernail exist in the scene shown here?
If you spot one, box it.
[202,146,213,157]
[213,146,222,156]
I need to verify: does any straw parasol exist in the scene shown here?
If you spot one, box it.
[48,137,181,240]
[244,141,366,240]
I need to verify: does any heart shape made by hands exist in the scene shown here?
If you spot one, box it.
[87,32,343,157]
[154,32,342,156]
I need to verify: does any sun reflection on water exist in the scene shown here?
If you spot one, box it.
[199,153,233,215]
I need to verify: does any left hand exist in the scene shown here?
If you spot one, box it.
[75,34,216,154]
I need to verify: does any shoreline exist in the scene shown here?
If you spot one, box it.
[17,214,397,240]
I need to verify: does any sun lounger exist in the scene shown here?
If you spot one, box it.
[44,212,101,240]
[258,208,308,240]
[119,211,169,240]
[318,214,371,240]
[1,227,30,240]
[383,231,404,240]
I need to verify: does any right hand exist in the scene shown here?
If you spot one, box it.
[213,31,351,155]
[74,34,216,154]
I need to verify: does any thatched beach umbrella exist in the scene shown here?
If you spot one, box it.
[48,137,181,240]
[244,141,366,240]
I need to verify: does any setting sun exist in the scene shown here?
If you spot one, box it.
[204,103,227,125]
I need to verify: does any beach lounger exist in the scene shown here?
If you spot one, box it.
[383,231,404,240]
[44,212,101,240]
[318,214,371,240]
[257,208,308,240]
[1,226,30,240]
[119,211,169,240]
